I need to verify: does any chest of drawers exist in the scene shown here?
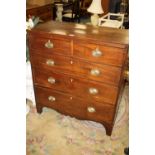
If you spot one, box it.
[27,21,128,136]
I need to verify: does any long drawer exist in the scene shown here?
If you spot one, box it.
[30,52,122,86]
[33,69,118,105]
[35,86,115,123]
[73,41,126,67]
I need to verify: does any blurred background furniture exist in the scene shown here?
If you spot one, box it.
[62,0,81,22]
[61,0,92,23]
[26,0,129,28]
[98,12,124,28]
[26,1,54,21]
[119,0,129,29]
[87,0,104,26]
[108,0,128,28]
[80,0,92,16]
[55,3,64,22]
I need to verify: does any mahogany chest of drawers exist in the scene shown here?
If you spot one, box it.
[27,21,128,136]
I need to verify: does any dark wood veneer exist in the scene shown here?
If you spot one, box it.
[73,41,126,67]
[30,51,122,86]
[28,21,128,136]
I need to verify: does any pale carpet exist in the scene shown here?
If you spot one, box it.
[26,84,129,155]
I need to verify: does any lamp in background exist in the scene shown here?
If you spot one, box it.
[87,0,104,26]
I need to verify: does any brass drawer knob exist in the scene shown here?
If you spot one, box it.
[92,48,102,57]
[48,77,56,84]
[70,60,73,64]
[124,70,129,81]
[46,59,55,66]
[70,78,73,82]
[89,88,98,95]
[90,69,100,76]
[45,40,54,48]
[87,107,96,113]
[48,96,56,102]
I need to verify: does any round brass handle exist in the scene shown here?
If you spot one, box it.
[70,60,73,64]
[89,88,98,95]
[92,48,102,57]
[124,70,129,81]
[46,59,55,66]
[87,107,96,113]
[70,78,73,82]
[48,96,56,102]
[90,69,100,76]
[45,40,54,48]
[48,77,56,84]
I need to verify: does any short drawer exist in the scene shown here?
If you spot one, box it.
[30,52,73,74]
[29,36,71,56]
[35,86,86,118]
[73,42,126,67]
[72,59,122,86]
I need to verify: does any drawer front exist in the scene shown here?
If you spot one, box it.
[30,52,73,74]
[73,42,126,67]
[35,86,114,123]
[72,59,121,86]
[30,52,121,86]
[35,86,59,110]
[35,86,86,118]
[33,69,73,94]
[29,36,71,55]
[87,102,115,123]
[71,78,118,105]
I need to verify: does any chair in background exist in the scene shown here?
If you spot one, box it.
[62,0,81,23]
[98,13,124,29]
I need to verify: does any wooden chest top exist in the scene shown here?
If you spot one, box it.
[28,21,129,48]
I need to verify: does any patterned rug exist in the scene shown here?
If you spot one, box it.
[26,85,129,155]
